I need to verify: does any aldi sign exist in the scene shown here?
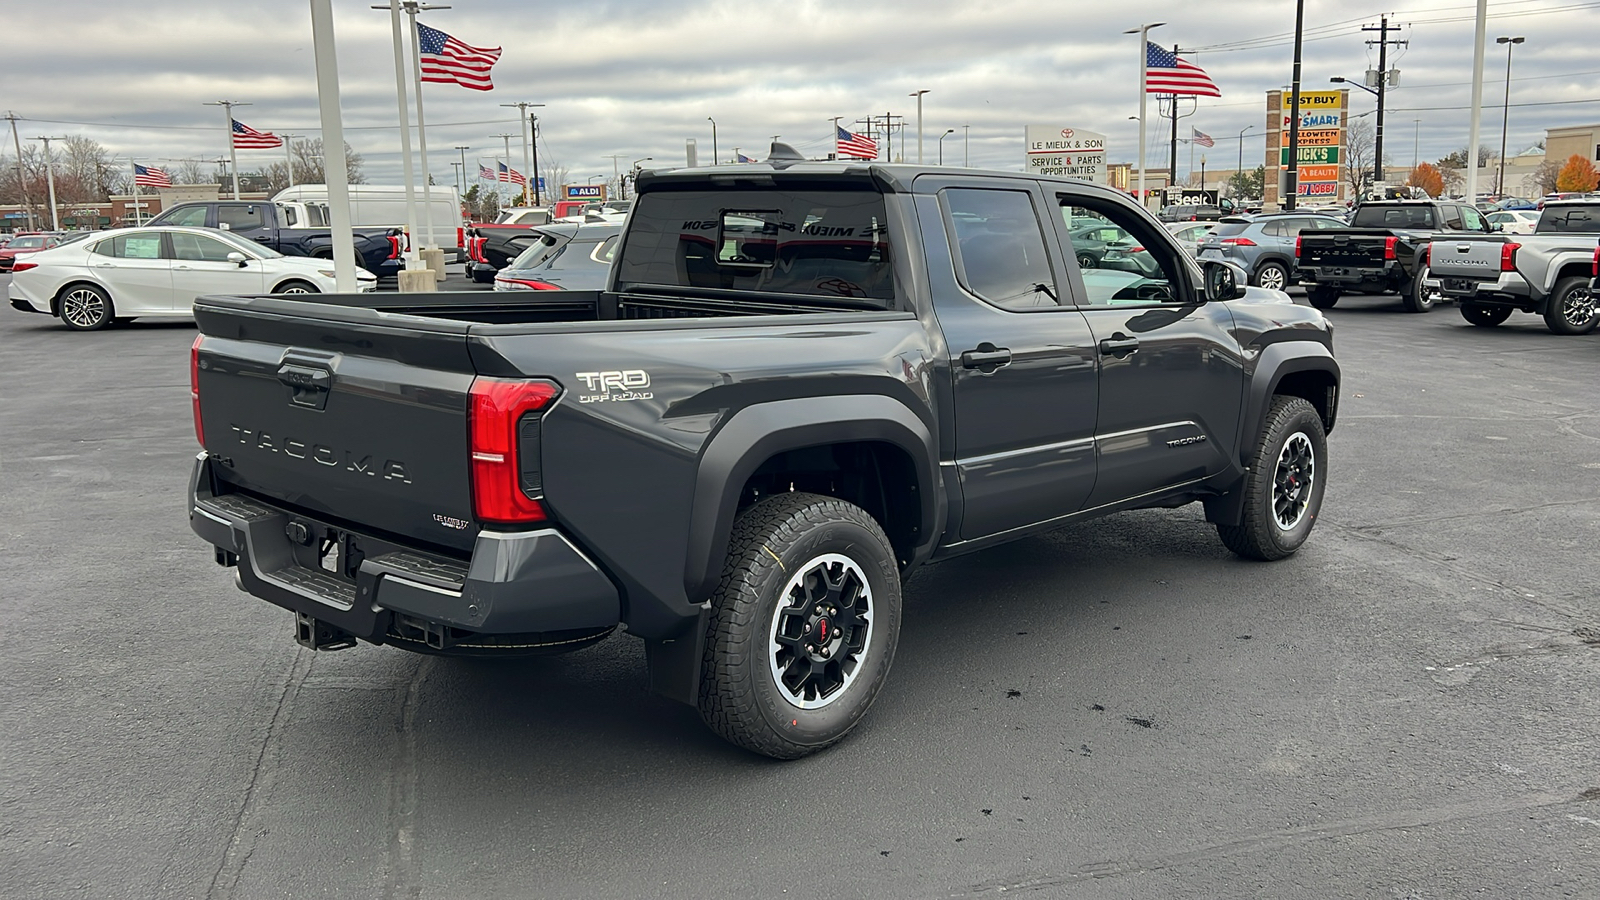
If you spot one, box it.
[564,184,606,201]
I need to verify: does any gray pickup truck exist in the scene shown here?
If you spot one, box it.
[1418,200,1600,334]
[187,150,1340,758]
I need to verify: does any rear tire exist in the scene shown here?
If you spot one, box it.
[1253,261,1289,291]
[1403,266,1437,313]
[698,493,901,759]
[58,284,114,331]
[1460,302,1512,327]
[1541,276,1598,335]
[1077,252,1097,270]
[1307,285,1340,309]
[1217,396,1327,562]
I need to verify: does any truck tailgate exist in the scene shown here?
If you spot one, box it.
[1428,236,1507,280]
[1300,231,1390,268]
[194,297,480,553]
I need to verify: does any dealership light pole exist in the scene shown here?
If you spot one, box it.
[32,135,63,230]
[962,124,970,167]
[308,0,357,291]
[1330,76,1381,189]
[909,90,929,163]
[400,1,450,255]
[1236,125,1252,195]
[707,117,717,165]
[502,101,543,204]
[1124,22,1164,204]
[203,100,249,199]
[280,133,303,189]
[376,0,420,269]
[1495,36,1524,196]
[454,144,470,197]
[493,132,515,205]
[937,128,954,165]
[1466,0,1488,200]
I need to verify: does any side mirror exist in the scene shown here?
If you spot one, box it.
[226,251,248,267]
[1202,259,1248,301]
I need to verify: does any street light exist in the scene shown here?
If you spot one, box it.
[1331,76,1384,190]
[909,89,930,163]
[962,124,970,167]
[1495,36,1525,196]
[707,117,717,166]
[1236,125,1253,196]
[501,102,544,205]
[1123,22,1165,202]
[937,128,955,165]
[624,157,652,199]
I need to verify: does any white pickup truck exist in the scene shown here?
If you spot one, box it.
[1418,200,1600,334]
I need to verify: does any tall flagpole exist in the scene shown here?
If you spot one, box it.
[1126,24,1165,207]
[204,100,248,199]
[1465,0,1488,201]
[310,0,358,292]
[380,0,420,267]
[404,1,445,252]
[130,160,140,226]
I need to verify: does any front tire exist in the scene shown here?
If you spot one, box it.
[1253,260,1289,292]
[274,280,320,295]
[1403,266,1437,312]
[1307,285,1340,309]
[1460,302,1512,327]
[1217,396,1327,561]
[1077,252,1098,270]
[698,493,902,759]
[59,284,114,331]
[1542,276,1598,335]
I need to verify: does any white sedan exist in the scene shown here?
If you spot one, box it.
[8,225,375,331]
[1485,210,1539,235]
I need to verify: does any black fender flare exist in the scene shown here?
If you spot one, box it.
[681,395,941,603]
[1238,340,1341,466]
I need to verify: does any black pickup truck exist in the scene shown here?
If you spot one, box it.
[1295,200,1494,311]
[187,152,1341,758]
[150,200,403,279]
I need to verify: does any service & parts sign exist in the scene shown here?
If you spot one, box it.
[1025,126,1107,184]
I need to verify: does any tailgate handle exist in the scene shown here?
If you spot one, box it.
[277,364,332,409]
[1456,243,1471,252]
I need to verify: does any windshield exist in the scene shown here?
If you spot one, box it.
[616,187,895,306]
[1351,205,1436,229]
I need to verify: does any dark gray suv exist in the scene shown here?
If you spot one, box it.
[1196,213,1347,291]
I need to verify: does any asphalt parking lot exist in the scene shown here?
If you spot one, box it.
[3,277,1598,899]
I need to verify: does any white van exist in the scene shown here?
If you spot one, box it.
[274,184,467,261]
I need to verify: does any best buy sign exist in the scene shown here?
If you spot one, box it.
[1280,145,1340,165]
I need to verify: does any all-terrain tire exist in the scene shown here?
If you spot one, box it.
[1217,396,1328,561]
[1460,302,1512,327]
[1403,266,1437,313]
[697,492,902,759]
[1541,276,1599,335]
[1307,285,1340,309]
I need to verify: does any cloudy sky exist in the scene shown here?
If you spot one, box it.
[5,0,1598,189]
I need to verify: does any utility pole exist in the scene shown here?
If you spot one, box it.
[530,114,541,204]
[5,112,34,230]
[454,144,470,201]
[1495,36,1525,196]
[1286,0,1306,210]
[708,117,718,165]
[203,100,249,199]
[1362,17,1407,188]
[500,101,543,205]
[33,136,64,231]
[494,132,515,206]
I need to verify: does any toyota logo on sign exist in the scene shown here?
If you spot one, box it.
[1060,129,1075,139]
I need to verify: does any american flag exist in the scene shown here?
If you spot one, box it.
[1191,127,1215,148]
[133,163,171,188]
[735,153,756,163]
[836,126,878,160]
[478,163,497,180]
[232,119,283,149]
[498,161,525,186]
[417,23,501,92]
[1145,43,1221,98]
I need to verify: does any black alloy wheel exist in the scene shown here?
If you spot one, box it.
[1542,277,1599,335]
[698,492,901,759]
[1217,395,1328,561]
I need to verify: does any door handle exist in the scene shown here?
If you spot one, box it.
[1098,334,1140,357]
[174,265,193,270]
[959,343,1012,372]
[93,262,117,268]
[253,236,272,243]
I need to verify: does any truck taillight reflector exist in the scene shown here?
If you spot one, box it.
[1294,235,1302,258]
[190,335,205,447]
[1592,244,1599,277]
[1421,245,1430,267]
[387,235,402,260]
[1501,242,1520,272]
[469,378,560,524]
[1383,236,1398,260]
[457,226,465,249]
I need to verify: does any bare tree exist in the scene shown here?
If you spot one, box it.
[59,135,114,204]
[286,138,366,185]
[1343,119,1375,198]
[1525,158,1560,196]
[539,156,571,201]
[170,158,213,185]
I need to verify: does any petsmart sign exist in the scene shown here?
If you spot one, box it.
[1025,126,1107,184]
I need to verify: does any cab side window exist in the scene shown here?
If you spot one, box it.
[217,205,264,232]
[944,188,1059,310]
[164,206,210,228]
[1059,196,1184,306]
[1441,206,1465,230]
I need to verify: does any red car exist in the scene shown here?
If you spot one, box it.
[0,233,62,271]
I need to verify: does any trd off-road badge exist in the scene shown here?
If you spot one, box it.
[574,369,653,403]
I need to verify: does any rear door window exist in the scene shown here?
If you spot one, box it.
[943,188,1059,310]
[1441,206,1465,230]
[109,234,167,259]
[171,232,241,262]
[163,206,211,228]
[615,187,895,305]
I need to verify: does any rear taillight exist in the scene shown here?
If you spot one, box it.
[1421,245,1430,267]
[386,234,402,260]
[457,226,465,249]
[190,335,205,447]
[495,277,562,291]
[468,377,560,524]
[1294,235,1303,258]
[1591,244,1599,277]
[1220,238,1257,247]
[1383,236,1398,260]
[11,260,37,272]
[1501,242,1520,272]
